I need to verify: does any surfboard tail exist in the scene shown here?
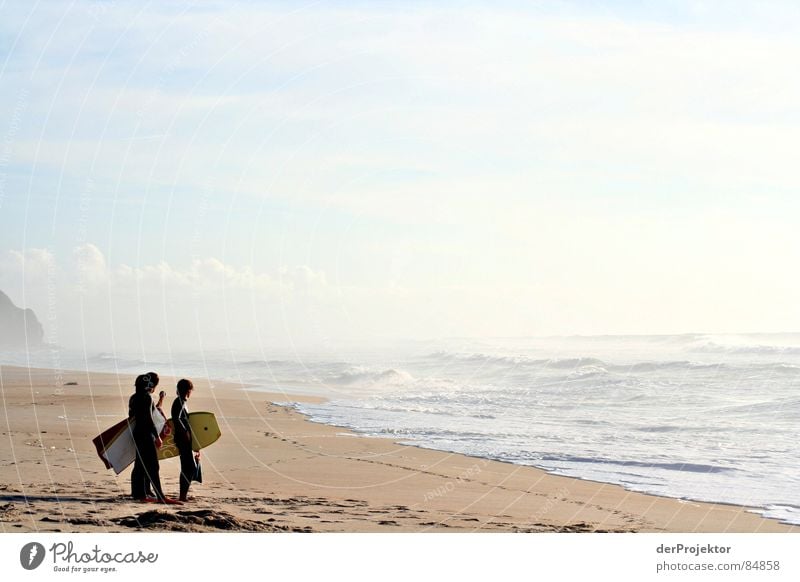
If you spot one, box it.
[92,439,114,471]
[92,418,130,471]
[91,418,137,474]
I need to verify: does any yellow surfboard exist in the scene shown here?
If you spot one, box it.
[158,412,222,460]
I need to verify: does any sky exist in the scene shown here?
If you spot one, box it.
[1,0,800,350]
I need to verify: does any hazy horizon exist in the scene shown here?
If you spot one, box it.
[3,1,800,351]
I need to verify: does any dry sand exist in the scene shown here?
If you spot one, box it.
[0,365,795,533]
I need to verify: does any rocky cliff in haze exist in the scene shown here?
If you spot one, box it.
[0,290,44,347]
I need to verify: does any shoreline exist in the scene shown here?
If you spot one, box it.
[1,364,796,533]
[273,398,797,525]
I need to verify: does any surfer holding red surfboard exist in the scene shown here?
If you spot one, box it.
[130,387,168,499]
[129,373,181,504]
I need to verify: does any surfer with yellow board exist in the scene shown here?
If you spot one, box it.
[171,379,201,501]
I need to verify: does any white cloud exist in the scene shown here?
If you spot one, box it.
[2,248,55,277]
[69,246,309,296]
[74,243,107,287]
[0,248,57,309]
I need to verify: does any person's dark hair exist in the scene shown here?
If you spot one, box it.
[135,372,160,392]
[177,378,194,397]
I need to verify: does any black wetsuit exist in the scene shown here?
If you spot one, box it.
[171,396,197,499]
[129,391,165,501]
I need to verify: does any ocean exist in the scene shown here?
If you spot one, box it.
[5,333,799,525]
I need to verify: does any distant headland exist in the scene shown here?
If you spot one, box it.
[0,289,44,347]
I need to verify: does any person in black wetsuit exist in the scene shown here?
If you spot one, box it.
[171,378,200,501]
[129,385,166,499]
[129,372,172,503]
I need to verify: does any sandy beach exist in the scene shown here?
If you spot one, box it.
[0,365,795,533]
